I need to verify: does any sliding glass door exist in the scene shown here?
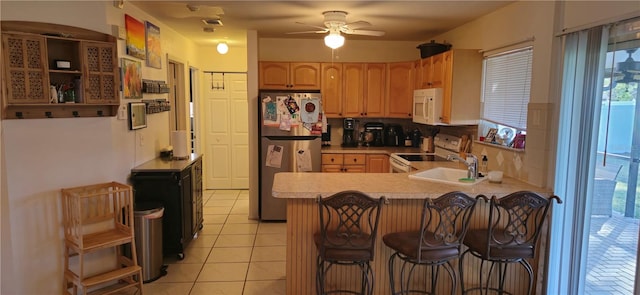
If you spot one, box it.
[586,34,639,294]
[550,17,639,295]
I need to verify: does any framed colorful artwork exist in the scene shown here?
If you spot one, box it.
[145,21,162,69]
[125,14,146,60]
[121,58,142,99]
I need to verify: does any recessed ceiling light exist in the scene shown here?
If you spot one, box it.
[202,19,223,26]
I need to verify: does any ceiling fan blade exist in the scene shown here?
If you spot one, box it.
[345,20,372,30]
[294,21,328,31]
[347,29,386,36]
[285,30,327,35]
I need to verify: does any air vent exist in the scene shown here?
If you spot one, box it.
[203,27,215,33]
[202,19,223,26]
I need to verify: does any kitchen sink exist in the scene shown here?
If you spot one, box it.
[408,167,487,186]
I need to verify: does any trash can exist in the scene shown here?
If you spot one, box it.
[134,202,165,283]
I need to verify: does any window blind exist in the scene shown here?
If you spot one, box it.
[481,47,533,130]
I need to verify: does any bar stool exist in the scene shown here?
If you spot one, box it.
[459,191,562,295]
[383,191,479,295]
[314,191,384,295]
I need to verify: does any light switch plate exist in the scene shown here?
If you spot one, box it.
[117,105,127,120]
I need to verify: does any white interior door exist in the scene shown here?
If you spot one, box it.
[203,73,248,189]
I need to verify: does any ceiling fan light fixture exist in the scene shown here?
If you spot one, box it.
[217,41,229,54]
[324,32,344,49]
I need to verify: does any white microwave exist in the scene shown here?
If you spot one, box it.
[413,88,443,125]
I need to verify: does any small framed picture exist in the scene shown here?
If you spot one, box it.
[128,102,147,130]
[485,128,498,142]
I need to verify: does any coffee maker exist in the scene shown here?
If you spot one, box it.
[341,118,358,147]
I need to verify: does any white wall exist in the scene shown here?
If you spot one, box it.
[0,1,201,293]
[561,1,640,32]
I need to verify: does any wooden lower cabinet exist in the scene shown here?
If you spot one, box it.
[366,154,390,173]
[322,153,388,173]
[321,153,366,173]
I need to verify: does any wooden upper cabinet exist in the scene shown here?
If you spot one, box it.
[2,33,49,104]
[440,50,482,124]
[386,61,415,118]
[430,53,446,88]
[83,41,118,104]
[321,63,343,117]
[342,63,365,117]
[259,61,320,90]
[363,63,386,117]
[1,21,120,119]
[290,63,321,90]
[414,59,422,90]
[341,63,386,118]
[259,62,289,89]
[417,53,446,89]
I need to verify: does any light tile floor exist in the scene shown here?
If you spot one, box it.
[141,189,287,295]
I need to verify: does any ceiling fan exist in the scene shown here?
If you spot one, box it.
[286,11,385,49]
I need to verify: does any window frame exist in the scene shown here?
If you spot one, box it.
[478,46,533,148]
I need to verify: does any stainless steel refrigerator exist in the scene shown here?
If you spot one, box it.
[259,91,323,220]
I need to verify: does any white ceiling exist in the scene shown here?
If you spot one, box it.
[128,0,514,47]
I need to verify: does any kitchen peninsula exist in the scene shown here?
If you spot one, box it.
[272,164,554,295]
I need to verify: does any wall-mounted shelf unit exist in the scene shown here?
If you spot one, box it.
[142,99,171,114]
[142,79,170,93]
[1,21,119,119]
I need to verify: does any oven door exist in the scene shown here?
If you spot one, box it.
[390,155,411,173]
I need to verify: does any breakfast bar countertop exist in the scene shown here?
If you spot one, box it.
[272,162,552,199]
[274,164,554,295]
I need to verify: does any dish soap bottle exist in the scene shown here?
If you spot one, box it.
[481,155,488,175]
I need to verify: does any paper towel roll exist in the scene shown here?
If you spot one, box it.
[171,130,189,159]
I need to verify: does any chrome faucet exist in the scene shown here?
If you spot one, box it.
[446,153,478,179]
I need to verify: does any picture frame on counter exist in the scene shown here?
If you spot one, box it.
[485,128,498,143]
[128,102,147,130]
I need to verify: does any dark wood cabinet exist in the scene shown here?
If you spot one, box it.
[130,155,203,259]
